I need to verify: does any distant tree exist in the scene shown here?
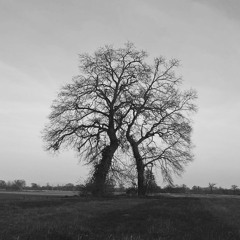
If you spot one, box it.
[208,183,216,193]
[11,180,26,191]
[192,185,201,193]
[6,181,12,190]
[64,183,75,191]
[42,43,148,196]
[31,183,40,190]
[0,180,6,189]
[181,184,187,189]
[163,184,175,193]
[179,184,189,193]
[44,183,52,190]
[145,168,159,194]
[231,185,238,194]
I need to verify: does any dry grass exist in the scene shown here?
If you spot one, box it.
[0,193,240,239]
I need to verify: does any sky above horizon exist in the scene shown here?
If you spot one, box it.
[1,0,240,188]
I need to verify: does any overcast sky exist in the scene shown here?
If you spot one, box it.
[0,0,240,187]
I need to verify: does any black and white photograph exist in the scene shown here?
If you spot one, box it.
[1,0,240,239]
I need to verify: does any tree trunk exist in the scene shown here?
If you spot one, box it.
[136,157,145,196]
[91,111,119,196]
[127,135,146,196]
[92,141,118,196]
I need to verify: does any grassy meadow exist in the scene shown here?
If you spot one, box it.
[1,192,240,240]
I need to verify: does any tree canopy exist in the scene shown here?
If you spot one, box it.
[43,43,148,195]
[124,57,197,195]
[43,43,197,196]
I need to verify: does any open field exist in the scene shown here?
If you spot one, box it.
[1,193,240,240]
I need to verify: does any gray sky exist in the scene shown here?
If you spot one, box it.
[1,0,240,188]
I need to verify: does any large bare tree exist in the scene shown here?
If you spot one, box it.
[125,57,197,196]
[43,43,196,196]
[42,43,148,195]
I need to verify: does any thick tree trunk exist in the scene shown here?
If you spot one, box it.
[92,141,118,196]
[91,110,120,196]
[136,157,146,196]
[127,135,146,196]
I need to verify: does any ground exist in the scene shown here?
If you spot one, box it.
[1,192,240,240]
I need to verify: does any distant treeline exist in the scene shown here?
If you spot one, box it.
[125,184,240,196]
[0,179,239,195]
[0,180,79,191]
[160,184,240,195]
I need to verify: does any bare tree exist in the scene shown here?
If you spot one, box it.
[31,183,40,190]
[208,183,216,193]
[231,185,238,194]
[125,57,197,196]
[145,166,159,194]
[9,180,26,191]
[0,180,6,189]
[42,43,148,196]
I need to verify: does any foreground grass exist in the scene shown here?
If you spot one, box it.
[1,195,240,240]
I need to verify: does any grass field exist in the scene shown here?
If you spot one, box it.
[1,193,240,240]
